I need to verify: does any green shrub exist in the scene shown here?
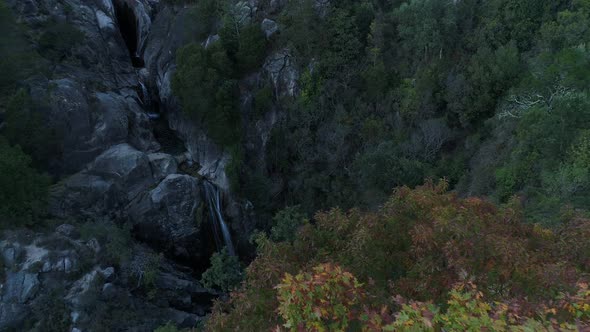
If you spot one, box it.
[353,141,428,196]
[38,21,84,61]
[219,15,267,74]
[143,253,163,299]
[225,146,243,193]
[270,206,307,243]
[201,247,243,292]
[79,222,133,267]
[0,137,50,228]
[29,288,72,332]
[3,89,62,168]
[154,322,180,332]
[172,43,241,148]
[186,0,222,40]
[0,1,44,103]
[253,85,274,119]
[234,24,267,74]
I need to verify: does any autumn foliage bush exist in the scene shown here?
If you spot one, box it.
[206,181,590,331]
[275,263,365,331]
[273,271,590,331]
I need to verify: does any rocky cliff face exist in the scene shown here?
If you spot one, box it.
[0,0,266,330]
[1,0,306,327]
[0,224,216,331]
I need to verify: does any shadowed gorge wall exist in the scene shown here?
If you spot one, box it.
[113,0,144,67]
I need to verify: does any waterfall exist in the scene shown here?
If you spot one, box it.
[139,80,160,119]
[202,180,236,256]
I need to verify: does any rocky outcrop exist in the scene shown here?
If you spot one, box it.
[2,0,295,327]
[263,48,299,98]
[234,0,258,25]
[167,110,233,189]
[2,272,40,303]
[50,143,159,219]
[128,174,206,261]
[6,0,162,175]
[149,152,179,181]
[90,143,155,200]
[143,5,195,110]
[93,91,160,152]
[261,18,279,38]
[50,144,211,262]
[140,5,234,189]
[0,225,214,331]
[7,0,138,87]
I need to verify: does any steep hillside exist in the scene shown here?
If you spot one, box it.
[1,0,590,330]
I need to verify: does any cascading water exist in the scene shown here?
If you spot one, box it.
[202,180,236,256]
[112,0,234,259]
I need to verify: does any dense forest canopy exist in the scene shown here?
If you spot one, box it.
[172,0,590,227]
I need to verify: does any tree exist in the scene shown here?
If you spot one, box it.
[0,1,44,103]
[279,0,325,60]
[3,89,62,169]
[495,91,590,211]
[394,0,458,65]
[201,247,243,292]
[276,264,365,332]
[234,24,267,74]
[172,43,240,147]
[270,206,307,243]
[459,42,521,126]
[187,0,223,40]
[0,137,50,228]
[37,21,84,62]
[353,141,427,198]
[320,9,363,80]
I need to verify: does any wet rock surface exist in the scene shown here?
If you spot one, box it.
[129,174,206,261]
[0,0,294,328]
[1,0,222,330]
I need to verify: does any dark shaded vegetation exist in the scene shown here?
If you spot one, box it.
[0,1,79,229]
[0,138,50,228]
[169,0,590,329]
[171,0,590,227]
[207,182,590,330]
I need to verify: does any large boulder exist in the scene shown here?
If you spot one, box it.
[149,152,179,182]
[261,18,279,38]
[29,79,160,174]
[128,174,206,260]
[263,49,299,98]
[92,91,160,153]
[90,143,154,200]
[1,272,40,303]
[50,144,161,219]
